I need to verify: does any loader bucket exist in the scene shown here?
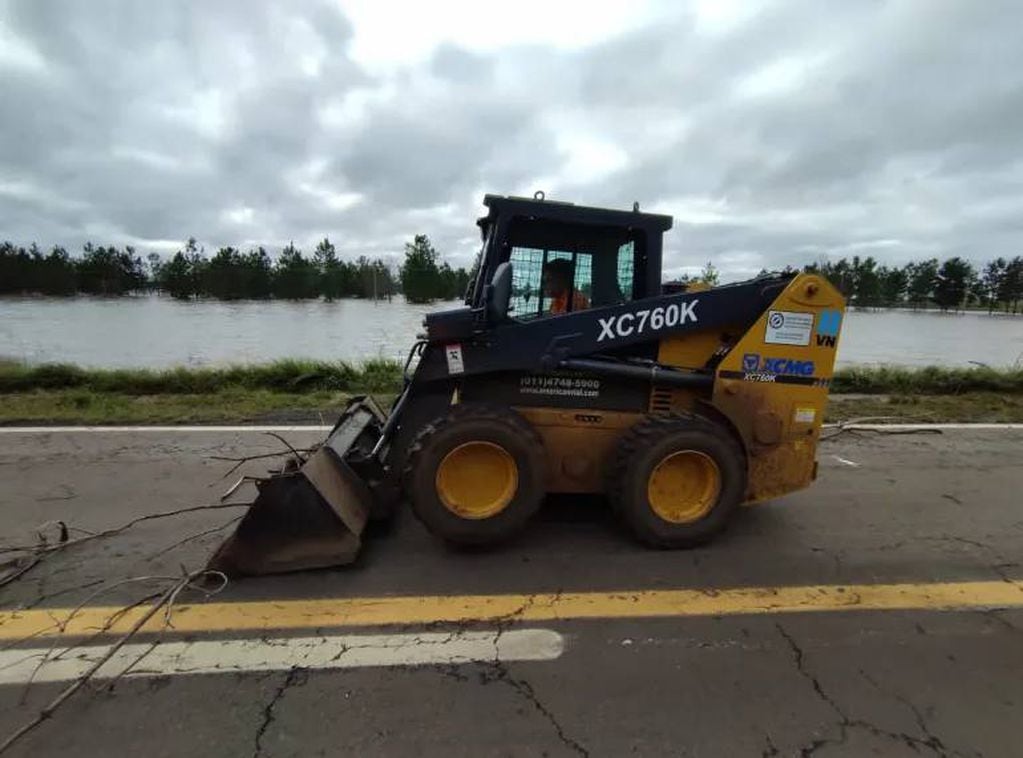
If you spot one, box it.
[207,397,388,576]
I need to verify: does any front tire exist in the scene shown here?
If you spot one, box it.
[403,404,546,546]
[610,414,746,548]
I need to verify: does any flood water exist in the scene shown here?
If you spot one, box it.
[1,295,1020,369]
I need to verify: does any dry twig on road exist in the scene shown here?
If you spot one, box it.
[262,431,307,463]
[0,555,42,590]
[0,502,250,557]
[146,516,243,560]
[0,568,228,756]
[820,417,945,442]
[0,502,251,590]
[210,444,315,479]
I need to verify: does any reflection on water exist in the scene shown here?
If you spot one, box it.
[0,295,1020,368]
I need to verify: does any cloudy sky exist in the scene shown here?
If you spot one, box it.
[1,0,1021,280]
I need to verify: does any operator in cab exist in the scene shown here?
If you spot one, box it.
[543,258,590,314]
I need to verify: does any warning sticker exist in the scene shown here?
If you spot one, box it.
[444,344,465,374]
[794,407,816,424]
[765,310,814,346]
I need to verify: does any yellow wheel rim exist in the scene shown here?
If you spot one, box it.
[435,441,518,520]
[647,450,721,524]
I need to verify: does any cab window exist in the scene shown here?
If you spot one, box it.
[503,218,644,320]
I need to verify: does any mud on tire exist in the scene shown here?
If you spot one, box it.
[609,413,746,548]
[403,404,546,546]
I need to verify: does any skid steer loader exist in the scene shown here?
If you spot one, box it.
[209,193,845,575]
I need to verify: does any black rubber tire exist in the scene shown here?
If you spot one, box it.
[403,404,546,546]
[609,413,746,548]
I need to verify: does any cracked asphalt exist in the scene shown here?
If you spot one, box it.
[0,427,1021,757]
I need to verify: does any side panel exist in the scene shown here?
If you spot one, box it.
[513,407,645,493]
[461,370,648,412]
[711,274,845,503]
[656,329,727,370]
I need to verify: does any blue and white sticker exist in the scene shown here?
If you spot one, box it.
[817,310,842,337]
[765,310,814,346]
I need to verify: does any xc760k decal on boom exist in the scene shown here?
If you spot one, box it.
[597,299,699,342]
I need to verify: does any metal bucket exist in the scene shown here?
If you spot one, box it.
[207,397,388,576]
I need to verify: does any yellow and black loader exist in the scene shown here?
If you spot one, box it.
[210,194,846,575]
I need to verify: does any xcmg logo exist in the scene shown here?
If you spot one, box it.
[742,353,816,376]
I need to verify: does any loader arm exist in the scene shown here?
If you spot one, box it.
[413,273,792,383]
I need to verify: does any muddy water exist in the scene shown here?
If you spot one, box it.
[1,295,1020,368]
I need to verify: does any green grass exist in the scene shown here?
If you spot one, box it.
[831,365,1023,394]
[1,389,1018,425]
[826,393,1023,423]
[0,389,399,425]
[2,361,1022,396]
[0,358,404,395]
[1,361,1022,425]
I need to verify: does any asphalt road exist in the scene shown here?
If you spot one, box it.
[0,426,1021,757]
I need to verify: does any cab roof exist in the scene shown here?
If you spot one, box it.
[477,193,674,236]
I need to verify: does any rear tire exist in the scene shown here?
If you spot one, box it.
[610,413,746,548]
[403,404,546,546]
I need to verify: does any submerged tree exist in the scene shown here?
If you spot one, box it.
[933,257,975,312]
[314,237,347,301]
[156,238,206,300]
[981,258,1007,313]
[999,257,1023,314]
[878,265,908,307]
[906,258,939,309]
[273,243,319,299]
[400,235,443,303]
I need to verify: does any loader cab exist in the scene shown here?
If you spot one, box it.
[472,194,673,322]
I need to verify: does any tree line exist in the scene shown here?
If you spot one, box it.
[801,255,1023,313]
[0,235,470,302]
[3,236,1020,312]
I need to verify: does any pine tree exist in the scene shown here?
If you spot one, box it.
[400,235,442,303]
[981,258,1006,313]
[933,257,974,312]
[273,243,318,299]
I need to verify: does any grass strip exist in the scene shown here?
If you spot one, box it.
[2,361,1022,396]
[1,390,1020,426]
[0,358,404,395]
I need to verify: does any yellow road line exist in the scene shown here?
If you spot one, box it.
[0,580,1020,640]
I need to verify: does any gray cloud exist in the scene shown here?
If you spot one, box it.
[2,0,1022,279]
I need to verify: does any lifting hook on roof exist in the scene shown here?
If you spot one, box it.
[534,190,545,201]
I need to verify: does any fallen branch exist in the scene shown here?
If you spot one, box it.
[0,568,228,756]
[18,581,170,704]
[263,431,306,463]
[0,502,250,594]
[211,447,315,480]
[209,449,314,463]
[102,570,228,692]
[221,475,260,501]
[821,416,944,441]
[0,521,71,588]
[146,517,242,561]
[0,555,42,590]
[0,502,250,557]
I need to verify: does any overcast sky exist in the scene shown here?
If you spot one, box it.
[2,0,1021,280]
